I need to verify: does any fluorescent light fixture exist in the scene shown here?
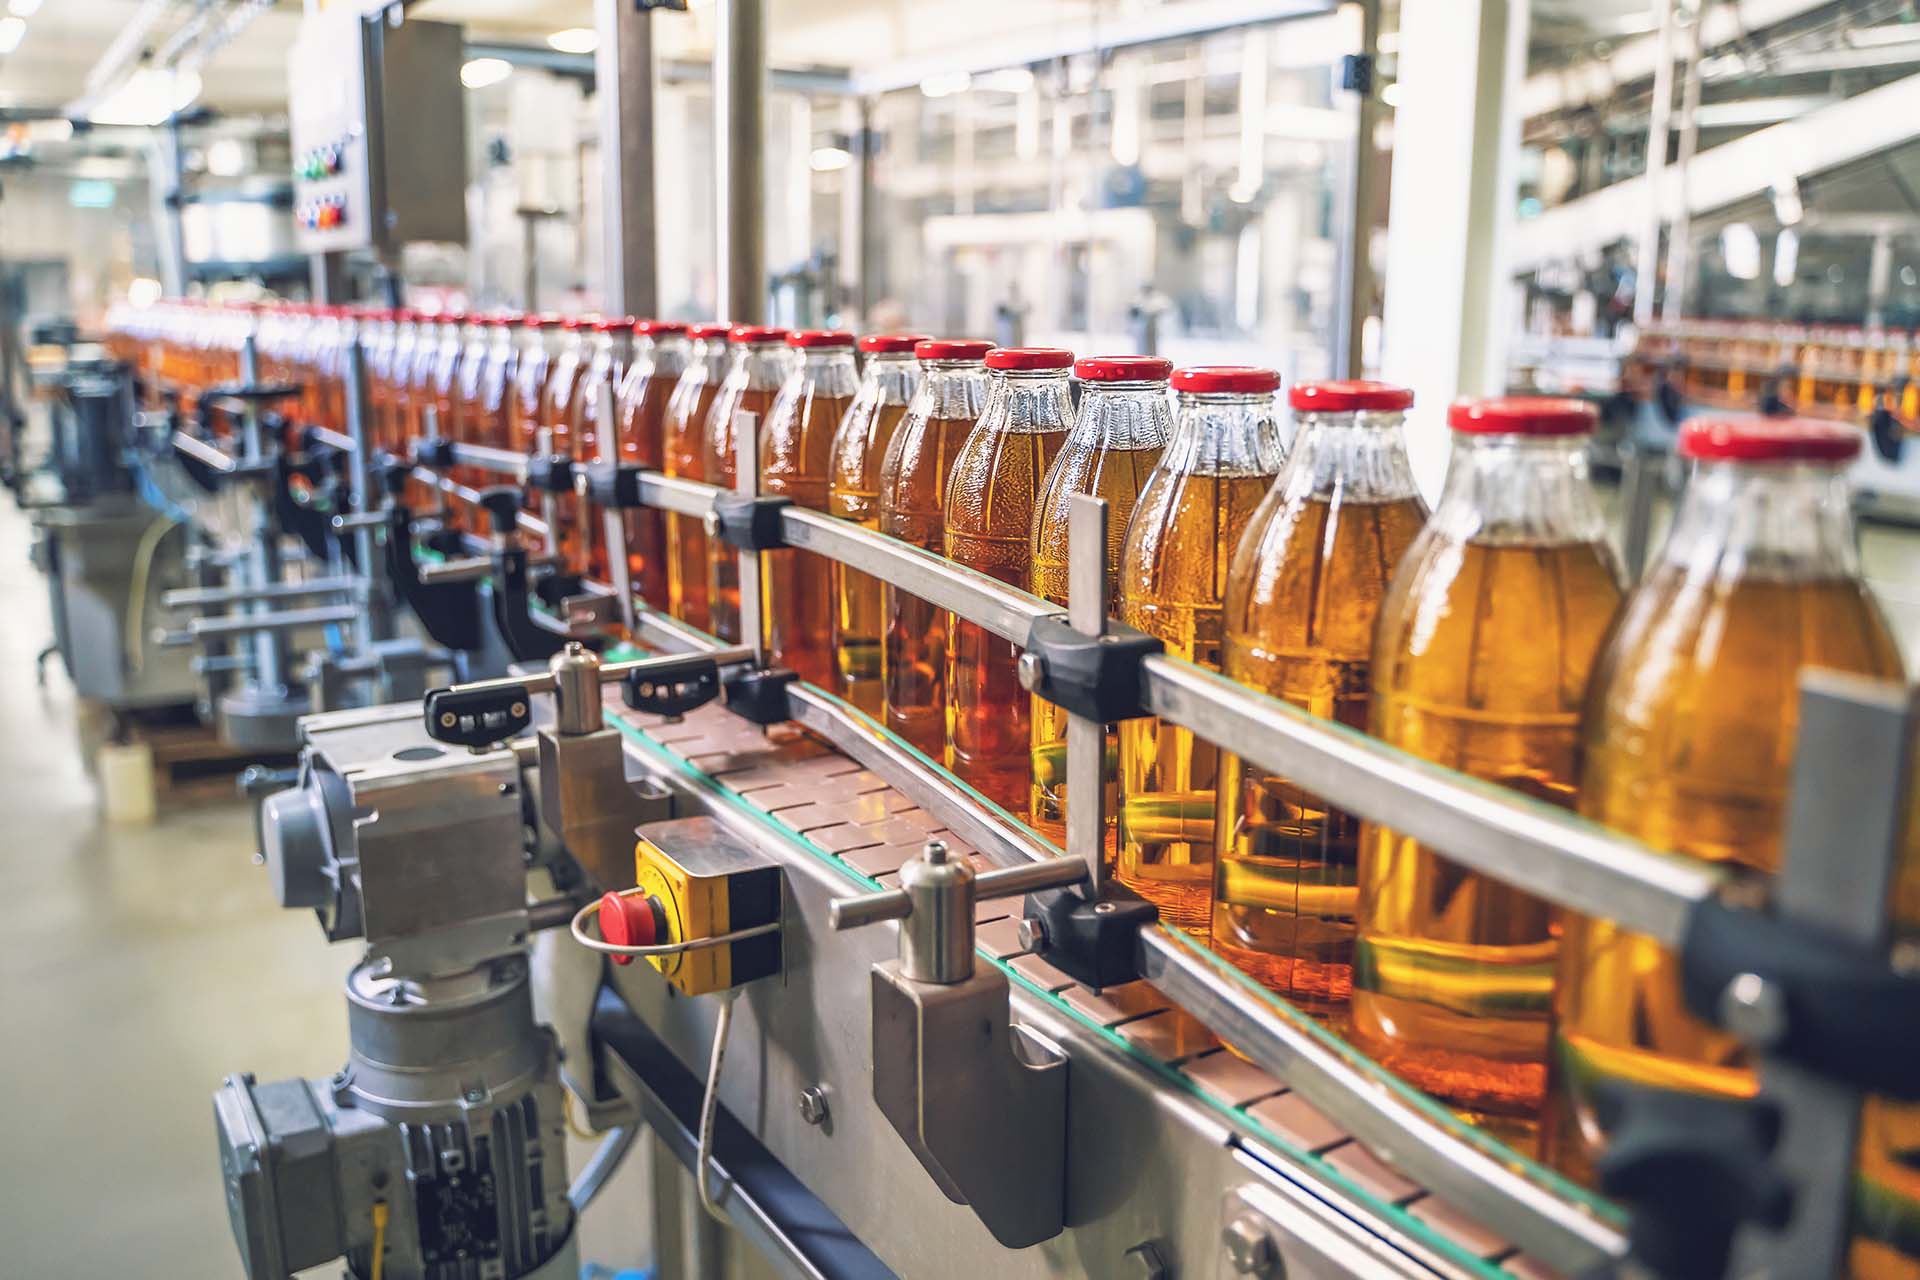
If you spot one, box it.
[808,146,851,173]
[69,179,115,209]
[89,67,201,126]
[461,57,512,89]
[206,137,245,177]
[1721,222,1761,281]
[0,17,25,54]
[919,71,972,99]
[546,28,597,55]
[1773,227,1799,287]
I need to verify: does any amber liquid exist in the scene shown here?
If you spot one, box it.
[880,412,974,758]
[1546,575,1906,1179]
[1029,443,1166,846]
[547,359,590,575]
[663,373,719,630]
[1213,496,1427,1012]
[944,425,1068,814]
[1118,472,1277,933]
[617,370,677,608]
[830,401,910,716]
[512,346,554,549]
[705,384,779,643]
[1350,540,1622,1140]
[762,390,853,689]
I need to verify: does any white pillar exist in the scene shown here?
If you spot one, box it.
[1378,0,1530,499]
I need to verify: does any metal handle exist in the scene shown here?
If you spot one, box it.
[829,856,1087,932]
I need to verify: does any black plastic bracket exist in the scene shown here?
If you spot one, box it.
[1340,52,1373,94]
[1020,614,1164,722]
[1020,885,1158,988]
[490,546,598,662]
[526,453,575,494]
[711,492,792,551]
[478,486,525,538]
[622,653,722,718]
[384,502,483,652]
[723,666,798,725]
[1678,896,1920,1097]
[423,682,534,748]
[584,460,647,509]
[414,437,456,468]
[1871,404,1908,464]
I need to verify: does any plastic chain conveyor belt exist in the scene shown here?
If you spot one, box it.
[602,690,1584,1280]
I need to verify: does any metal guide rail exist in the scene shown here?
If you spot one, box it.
[406,408,1920,1279]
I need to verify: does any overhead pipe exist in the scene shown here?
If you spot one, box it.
[714,0,768,324]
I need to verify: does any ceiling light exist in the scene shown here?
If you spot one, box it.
[89,67,201,126]
[461,57,512,90]
[546,28,597,55]
[7,0,38,15]
[206,137,246,177]
[1721,222,1761,281]
[1773,228,1799,287]
[0,17,25,54]
[919,71,972,99]
[809,146,851,173]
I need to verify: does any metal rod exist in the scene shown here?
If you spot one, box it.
[1065,494,1109,897]
[172,432,237,474]
[732,409,765,664]
[342,335,387,648]
[307,425,359,454]
[411,467,550,539]
[637,471,719,517]
[432,440,528,476]
[239,334,287,695]
[163,577,362,609]
[595,0,659,319]
[714,0,768,323]
[826,859,1088,933]
[187,604,363,640]
[596,378,636,635]
[1634,0,1677,326]
[1138,655,1721,946]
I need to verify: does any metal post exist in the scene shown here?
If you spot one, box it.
[310,252,350,306]
[714,0,768,324]
[149,123,189,298]
[733,410,765,665]
[1661,0,1707,322]
[1634,0,1677,327]
[239,337,287,694]
[842,97,875,325]
[342,336,389,647]
[1065,494,1109,898]
[1334,0,1383,378]
[1618,443,1661,582]
[594,0,659,319]
[1867,231,1894,330]
[597,375,636,635]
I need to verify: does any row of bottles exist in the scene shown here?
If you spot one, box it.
[1632,317,1920,421]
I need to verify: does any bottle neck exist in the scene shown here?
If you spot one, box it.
[912,360,991,421]
[641,335,690,377]
[1660,459,1864,582]
[1431,433,1609,545]
[979,369,1073,434]
[792,348,858,397]
[1165,391,1285,476]
[859,352,921,406]
[1074,381,1171,450]
[729,341,789,389]
[1280,410,1421,504]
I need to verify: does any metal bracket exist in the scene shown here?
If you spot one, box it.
[583,460,647,509]
[526,453,576,494]
[710,490,792,551]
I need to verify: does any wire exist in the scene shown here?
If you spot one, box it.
[369,1199,389,1280]
[568,894,781,959]
[696,991,739,1225]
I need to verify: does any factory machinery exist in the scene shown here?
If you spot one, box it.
[200,354,1920,1280]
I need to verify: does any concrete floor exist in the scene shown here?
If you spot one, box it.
[0,494,650,1277]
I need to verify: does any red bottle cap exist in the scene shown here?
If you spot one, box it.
[1075,356,1172,382]
[1171,366,1281,395]
[859,333,932,354]
[593,315,638,332]
[1679,416,1863,463]
[635,319,690,336]
[689,322,734,340]
[986,347,1074,371]
[560,315,589,330]
[729,324,791,344]
[1446,396,1596,436]
[597,891,660,967]
[788,329,856,348]
[915,338,993,362]
[1290,380,1414,413]
[525,313,566,328]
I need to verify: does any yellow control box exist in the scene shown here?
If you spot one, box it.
[632,816,783,996]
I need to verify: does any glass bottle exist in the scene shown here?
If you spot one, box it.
[1212,381,1427,1013]
[828,334,928,716]
[878,339,992,758]
[474,315,520,458]
[662,323,732,630]
[361,309,398,455]
[577,317,634,581]
[1117,367,1287,933]
[760,330,859,688]
[385,310,419,459]
[543,318,593,574]
[615,320,690,609]
[1028,355,1172,847]
[703,325,791,643]
[439,314,480,530]
[944,348,1076,813]
[1546,417,1906,1183]
[1350,396,1625,1145]
[511,315,562,554]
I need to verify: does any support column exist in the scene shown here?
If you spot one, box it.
[148,123,188,298]
[1634,0,1677,326]
[1334,0,1383,378]
[594,0,659,319]
[714,0,768,324]
[1377,0,1530,496]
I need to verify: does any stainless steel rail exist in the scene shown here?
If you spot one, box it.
[448,440,529,476]
[163,577,361,609]
[171,431,238,474]
[306,425,358,454]
[186,603,362,639]
[409,466,550,540]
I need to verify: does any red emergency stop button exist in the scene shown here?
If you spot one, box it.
[599,891,666,965]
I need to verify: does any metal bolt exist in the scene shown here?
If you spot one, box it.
[923,839,948,865]
[1222,1214,1278,1276]
[439,711,457,728]
[1094,901,1116,914]
[1016,916,1048,952]
[463,1086,486,1105]
[510,701,527,718]
[1017,651,1046,692]
[798,1086,830,1126]
[1719,971,1788,1047]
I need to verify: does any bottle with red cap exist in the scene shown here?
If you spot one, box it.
[1351,395,1624,1146]
[361,309,399,453]
[614,320,690,607]
[1028,355,1173,847]
[1547,417,1907,1196]
[828,334,930,716]
[383,310,418,457]
[1212,380,1426,1013]
[576,317,635,582]
[704,325,792,642]
[473,315,520,461]
[760,330,859,686]
[543,318,595,573]
[943,347,1076,812]
[1117,366,1287,932]
[878,339,993,757]
[662,323,732,629]
[449,314,492,531]
[510,316,564,548]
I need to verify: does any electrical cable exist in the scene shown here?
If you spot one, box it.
[369,1199,388,1280]
[696,991,740,1226]
[568,894,781,959]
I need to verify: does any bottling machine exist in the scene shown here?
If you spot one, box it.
[207,377,1920,1280]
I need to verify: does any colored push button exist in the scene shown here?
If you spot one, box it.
[598,891,668,966]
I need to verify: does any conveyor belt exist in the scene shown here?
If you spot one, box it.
[605,695,1593,1280]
